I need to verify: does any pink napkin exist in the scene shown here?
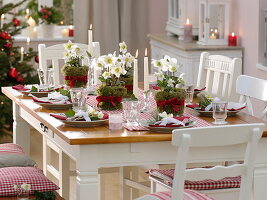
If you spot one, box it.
[50,113,67,120]
[227,106,246,111]
[12,84,29,91]
[32,96,51,104]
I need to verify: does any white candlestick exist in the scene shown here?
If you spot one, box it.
[26,37,30,51]
[143,48,149,91]
[20,47,24,62]
[88,24,93,55]
[1,14,4,29]
[133,50,139,98]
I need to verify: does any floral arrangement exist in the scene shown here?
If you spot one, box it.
[93,41,134,87]
[38,6,62,25]
[61,41,88,88]
[64,107,107,121]
[93,42,133,110]
[152,56,186,116]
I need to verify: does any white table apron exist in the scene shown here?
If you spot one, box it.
[13,101,267,200]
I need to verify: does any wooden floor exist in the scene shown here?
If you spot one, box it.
[29,128,149,200]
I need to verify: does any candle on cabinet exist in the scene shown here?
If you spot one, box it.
[143,48,149,91]
[20,47,24,62]
[184,18,193,43]
[25,8,29,19]
[214,29,219,39]
[27,16,36,27]
[209,33,216,39]
[133,50,139,98]
[61,28,69,38]
[32,27,37,38]
[1,14,4,29]
[68,25,74,37]
[26,37,30,51]
[228,32,237,46]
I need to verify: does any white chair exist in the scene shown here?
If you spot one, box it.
[136,123,264,200]
[38,42,100,199]
[197,52,242,101]
[38,42,100,86]
[236,75,267,119]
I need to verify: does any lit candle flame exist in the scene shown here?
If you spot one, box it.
[145,48,147,57]
[60,21,64,25]
[33,27,37,32]
[186,18,190,24]
[212,33,215,37]
[90,24,93,30]
[232,32,235,37]
[215,29,218,33]
[135,49,139,58]
[69,25,74,30]
[26,37,30,45]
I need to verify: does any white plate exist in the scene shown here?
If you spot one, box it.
[38,103,73,110]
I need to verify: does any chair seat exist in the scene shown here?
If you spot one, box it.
[147,169,241,190]
[137,190,215,200]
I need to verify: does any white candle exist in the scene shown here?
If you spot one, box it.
[26,37,30,50]
[88,24,93,55]
[133,50,139,98]
[32,27,37,38]
[184,18,193,43]
[61,28,68,37]
[1,14,4,29]
[20,47,24,62]
[209,33,216,39]
[25,8,29,19]
[143,48,149,91]
[27,16,36,27]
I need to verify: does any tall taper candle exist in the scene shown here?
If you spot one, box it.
[26,37,30,51]
[1,14,4,29]
[20,47,24,62]
[143,48,149,91]
[133,50,139,98]
[88,24,93,55]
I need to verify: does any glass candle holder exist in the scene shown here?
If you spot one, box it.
[212,101,228,125]
[185,85,194,105]
[37,68,54,90]
[70,88,87,112]
[109,113,123,130]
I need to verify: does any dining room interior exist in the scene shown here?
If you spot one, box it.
[0,0,267,200]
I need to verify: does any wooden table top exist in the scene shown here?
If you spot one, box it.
[2,87,267,145]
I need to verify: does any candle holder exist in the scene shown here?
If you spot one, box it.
[198,0,231,45]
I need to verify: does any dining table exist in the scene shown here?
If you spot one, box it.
[2,86,267,200]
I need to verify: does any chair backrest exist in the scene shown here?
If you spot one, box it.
[197,52,242,101]
[38,42,100,85]
[236,75,267,119]
[171,123,264,200]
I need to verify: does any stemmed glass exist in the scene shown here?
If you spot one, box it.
[212,101,228,125]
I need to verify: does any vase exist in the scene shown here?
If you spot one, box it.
[61,65,88,88]
[39,24,55,38]
[155,88,186,116]
[96,85,127,110]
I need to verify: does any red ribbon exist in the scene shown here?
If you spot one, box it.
[125,85,133,91]
[96,96,123,107]
[64,75,87,88]
[157,98,185,112]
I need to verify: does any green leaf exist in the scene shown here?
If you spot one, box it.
[64,109,75,117]
[59,88,71,99]
[31,86,38,92]
[86,51,92,58]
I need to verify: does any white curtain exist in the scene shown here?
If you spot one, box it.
[74,0,151,80]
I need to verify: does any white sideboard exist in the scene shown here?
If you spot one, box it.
[148,34,243,85]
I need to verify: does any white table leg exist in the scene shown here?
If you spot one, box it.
[13,102,30,154]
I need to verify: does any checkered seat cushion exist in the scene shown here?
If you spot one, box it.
[136,190,215,200]
[147,169,241,190]
[0,143,24,154]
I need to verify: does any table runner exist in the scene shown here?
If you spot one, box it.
[86,89,211,130]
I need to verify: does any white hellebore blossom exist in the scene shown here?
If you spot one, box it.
[93,59,104,70]
[97,112,104,119]
[167,78,175,87]
[169,65,178,73]
[21,183,31,191]
[152,59,163,68]
[102,71,111,79]
[119,41,127,54]
[155,72,164,80]
[159,112,173,119]
[111,64,126,78]
[64,40,73,51]
[102,54,114,67]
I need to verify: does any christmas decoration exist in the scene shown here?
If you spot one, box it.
[0,0,39,140]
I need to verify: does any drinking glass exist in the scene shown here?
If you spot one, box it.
[141,90,152,112]
[212,101,228,125]
[70,88,87,112]
[185,85,194,105]
[109,113,123,130]
[37,68,54,90]
[122,100,141,126]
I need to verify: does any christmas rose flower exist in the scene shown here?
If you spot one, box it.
[119,41,127,54]
[169,65,178,73]
[167,78,175,87]
[110,65,125,78]
[102,71,111,79]
[159,111,173,119]
[12,18,20,26]
[152,59,163,68]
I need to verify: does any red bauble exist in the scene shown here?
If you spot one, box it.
[9,67,18,78]
[13,18,20,27]
[35,55,39,63]
[16,76,24,82]
[47,11,52,16]
[41,8,47,13]
[42,15,48,19]
[10,52,15,56]
[4,42,12,49]
[0,32,11,40]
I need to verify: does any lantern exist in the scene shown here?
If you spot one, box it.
[198,0,231,45]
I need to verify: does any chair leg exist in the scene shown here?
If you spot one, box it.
[119,166,131,200]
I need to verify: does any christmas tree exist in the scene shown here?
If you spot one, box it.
[0,0,39,140]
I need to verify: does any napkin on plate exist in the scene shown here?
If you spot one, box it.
[227,102,246,111]
[50,113,67,120]
[149,116,190,127]
[12,84,29,91]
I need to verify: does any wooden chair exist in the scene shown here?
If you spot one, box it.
[38,42,100,86]
[197,52,242,101]
[38,42,100,199]
[236,75,267,119]
[137,123,264,200]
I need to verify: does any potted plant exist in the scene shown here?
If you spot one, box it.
[61,41,88,88]
[152,56,186,116]
[93,43,135,110]
[38,6,62,38]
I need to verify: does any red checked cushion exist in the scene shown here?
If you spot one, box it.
[0,143,24,154]
[147,169,241,190]
[137,189,215,200]
[0,167,59,196]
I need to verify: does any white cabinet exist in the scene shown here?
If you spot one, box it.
[149,34,243,85]
[166,0,199,39]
